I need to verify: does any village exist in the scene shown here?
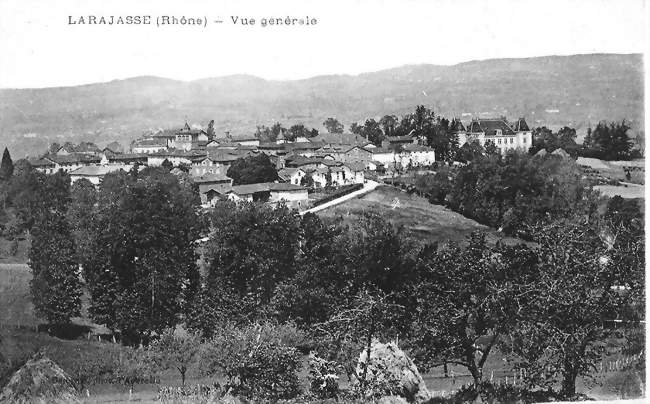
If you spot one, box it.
[26,117,533,210]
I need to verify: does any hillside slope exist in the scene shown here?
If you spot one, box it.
[0,53,643,158]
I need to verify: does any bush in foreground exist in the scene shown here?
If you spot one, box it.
[200,322,303,400]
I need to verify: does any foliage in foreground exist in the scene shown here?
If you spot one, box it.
[200,322,303,400]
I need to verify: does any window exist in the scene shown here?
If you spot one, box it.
[510,138,514,144]
[498,139,502,144]
[496,129,502,136]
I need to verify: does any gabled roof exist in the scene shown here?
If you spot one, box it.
[134,138,168,147]
[344,162,366,172]
[369,147,395,154]
[449,118,466,133]
[513,118,530,132]
[467,119,515,136]
[402,144,434,152]
[285,141,325,151]
[177,123,207,136]
[285,156,326,167]
[46,154,101,165]
[107,153,148,162]
[193,173,232,183]
[152,129,177,139]
[258,142,285,150]
[310,133,368,144]
[228,182,306,196]
[29,158,55,167]
[69,165,130,176]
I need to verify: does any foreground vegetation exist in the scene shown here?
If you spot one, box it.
[0,143,645,402]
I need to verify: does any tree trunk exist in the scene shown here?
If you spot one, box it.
[561,369,577,398]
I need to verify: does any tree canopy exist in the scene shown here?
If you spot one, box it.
[226,153,278,185]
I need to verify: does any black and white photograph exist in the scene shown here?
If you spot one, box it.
[0,0,646,402]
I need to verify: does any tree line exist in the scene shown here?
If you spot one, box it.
[275,106,642,163]
[0,134,643,401]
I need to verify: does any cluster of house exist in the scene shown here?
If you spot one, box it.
[28,117,532,210]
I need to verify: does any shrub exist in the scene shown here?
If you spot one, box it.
[200,322,302,400]
[149,330,200,386]
[308,352,340,399]
[603,370,644,399]
[115,347,156,391]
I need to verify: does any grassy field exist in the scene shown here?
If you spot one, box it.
[0,263,38,329]
[594,183,645,199]
[577,157,645,185]
[316,185,521,245]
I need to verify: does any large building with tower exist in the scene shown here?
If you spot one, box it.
[452,117,532,153]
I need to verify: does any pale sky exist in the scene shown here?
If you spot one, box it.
[0,0,646,88]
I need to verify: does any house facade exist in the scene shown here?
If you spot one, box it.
[460,118,532,152]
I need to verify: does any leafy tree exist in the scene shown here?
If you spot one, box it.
[414,166,454,204]
[200,322,303,400]
[66,178,97,266]
[84,169,201,343]
[161,159,173,171]
[286,123,316,141]
[0,148,14,180]
[313,290,405,387]
[530,126,579,156]
[8,168,70,232]
[456,140,485,163]
[350,122,362,135]
[271,213,347,326]
[226,153,278,185]
[504,217,644,397]
[379,115,399,138]
[361,119,385,146]
[445,151,594,235]
[408,234,538,393]
[48,142,61,155]
[149,330,200,385]
[582,120,634,160]
[203,201,301,313]
[323,118,344,134]
[484,140,499,156]
[300,173,315,188]
[29,212,82,326]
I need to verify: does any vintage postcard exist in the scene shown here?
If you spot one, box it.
[0,0,646,402]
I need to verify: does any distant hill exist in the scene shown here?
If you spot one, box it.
[0,53,643,158]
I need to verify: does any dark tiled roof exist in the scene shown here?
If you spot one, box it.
[310,133,367,144]
[386,135,414,143]
[47,154,101,165]
[402,144,434,152]
[285,142,325,151]
[258,142,284,149]
[108,153,147,162]
[344,162,366,172]
[69,165,130,176]
[467,119,515,136]
[369,147,395,154]
[29,158,55,167]
[134,138,168,147]
[230,135,258,142]
[449,119,466,133]
[513,118,530,132]
[193,173,232,183]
